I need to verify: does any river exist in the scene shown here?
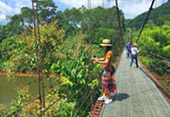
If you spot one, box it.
[0,75,56,105]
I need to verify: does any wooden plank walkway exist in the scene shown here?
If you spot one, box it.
[101,51,170,117]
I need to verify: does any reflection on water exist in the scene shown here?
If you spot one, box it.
[0,75,56,105]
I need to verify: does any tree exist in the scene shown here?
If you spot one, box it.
[20,7,33,26]
[0,21,64,73]
[36,0,58,23]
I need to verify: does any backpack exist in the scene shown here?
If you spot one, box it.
[102,64,115,76]
[111,65,115,75]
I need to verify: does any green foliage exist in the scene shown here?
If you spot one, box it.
[54,6,125,39]
[0,0,58,41]
[36,0,58,23]
[0,2,126,73]
[50,35,101,116]
[162,44,170,59]
[0,1,126,116]
[90,27,116,44]
[0,85,76,116]
[50,34,101,87]
[131,21,170,76]
[0,35,102,116]
[0,21,64,73]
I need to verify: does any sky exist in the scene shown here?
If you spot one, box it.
[0,0,168,24]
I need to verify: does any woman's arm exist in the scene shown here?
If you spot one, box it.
[96,58,104,61]
[136,48,141,53]
[96,58,109,64]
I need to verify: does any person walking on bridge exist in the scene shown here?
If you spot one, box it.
[130,43,140,68]
[126,41,131,58]
[93,39,117,104]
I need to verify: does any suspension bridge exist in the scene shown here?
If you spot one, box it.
[100,50,170,117]
[5,0,170,116]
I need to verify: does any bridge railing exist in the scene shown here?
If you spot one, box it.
[5,64,102,116]
[139,51,170,97]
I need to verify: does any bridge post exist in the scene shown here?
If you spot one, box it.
[31,0,43,115]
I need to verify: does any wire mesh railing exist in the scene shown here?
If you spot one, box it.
[139,50,170,95]
[5,64,100,116]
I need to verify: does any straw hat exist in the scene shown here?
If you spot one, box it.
[133,43,137,47]
[100,39,112,46]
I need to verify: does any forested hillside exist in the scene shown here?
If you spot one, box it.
[126,0,170,29]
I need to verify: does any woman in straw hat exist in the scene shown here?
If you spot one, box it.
[93,39,117,104]
[130,43,140,68]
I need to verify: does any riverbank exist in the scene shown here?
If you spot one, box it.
[0,72,58,78]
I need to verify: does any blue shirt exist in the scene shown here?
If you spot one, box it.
[126,43,131,51]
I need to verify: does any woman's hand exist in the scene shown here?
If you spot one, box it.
[93,60,96,64]
[93,58,98,64]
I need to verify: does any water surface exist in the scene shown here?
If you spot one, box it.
[0,75,56,105]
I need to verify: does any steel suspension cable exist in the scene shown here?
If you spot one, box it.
[141,51,170,68]
[7,0,101,116]
[136,0,155,42]
[80,86,100,117]
[6,63,92,116]
[41,64,91,98]
[50,79,93,116]
[35,0,46,111]
[44,70,93,107]
[32,0,44,114]
[40,78,92,116]
[146,64,170,93]
[147,56,170,74]
[115,0,123,44]
[7,1,44,116]
[31,2,41,107]
[6,95,40,117]
[67,88,91,116]
[149,52,170,62]
[148,64,168,80]
[6,0,125,116]
[72,85,100,117]
[140,52,170,76]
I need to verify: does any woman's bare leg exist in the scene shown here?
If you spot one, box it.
[102,93,106,97]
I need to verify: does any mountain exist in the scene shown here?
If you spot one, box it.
[126,0,170,29]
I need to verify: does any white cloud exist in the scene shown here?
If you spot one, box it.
[0,1,13,14]
[0,0,31,23]
[119,0,152,19]
[56,0,111,9]
[118,0,167,19]
[0,14,6,20]
[0,1,13,21]
[9,0,32,14]
[0,0,168,24]
[56,0,167,19]
[116,0,168,19]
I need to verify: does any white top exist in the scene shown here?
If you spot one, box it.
[131,47,139,55]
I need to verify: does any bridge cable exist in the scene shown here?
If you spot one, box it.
[136,0,155,42]
[115,0,124,45]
